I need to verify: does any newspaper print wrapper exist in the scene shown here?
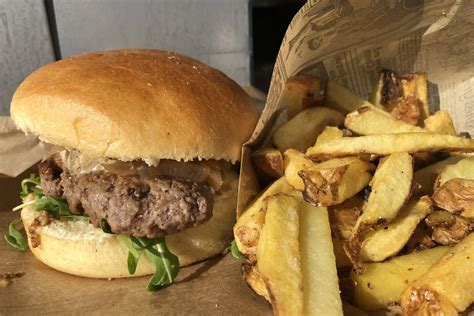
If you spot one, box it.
[236,0,474,216]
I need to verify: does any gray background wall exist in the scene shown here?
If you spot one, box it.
[0,0,251,115]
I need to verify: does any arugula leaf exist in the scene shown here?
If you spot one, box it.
[118,236,180,290]
[20,174,42,197]
[100,219,113,234]
[229,239,244,260]
[4,218,28,251]
[35,196,71,216]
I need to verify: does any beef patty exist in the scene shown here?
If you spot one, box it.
[38,155,214,238]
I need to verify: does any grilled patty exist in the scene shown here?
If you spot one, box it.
[38,156,214,238]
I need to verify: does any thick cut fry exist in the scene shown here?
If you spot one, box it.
[432,178,474,219]
[369,69,403,108]
[401,72,429,121]
[283,75,323,119]
[242,264,271,302]
[413,156,465,195]
[424,110,457,135]
[401,234,474,315]
[299,157,373,206]
[251,148,284,179]
[360,196,432,262]
[425,211,471,245]
[344,105,425,135]
[354,152,413,232]
[306,133,474,161]
[315,126,344,145]
[351,246,450,310]
[257,194,303,315]
[329,196,364,240]
[345,153,413,271]
[332,237,352,268]
[273,107,344,152]
[326,80,378,113]
[234,177,295,262]
[283,149,315,190]
[390,94,421,125]
[300,203,343,316]
[435,156,474,189]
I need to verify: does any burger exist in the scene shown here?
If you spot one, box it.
[7,49,258,289]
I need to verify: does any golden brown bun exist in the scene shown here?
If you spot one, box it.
[11,49,257,164]
[20,173,238,278]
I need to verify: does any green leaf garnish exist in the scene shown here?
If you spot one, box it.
[119,236,180,290]
[20,174,42,197]
[35,196,71,216]
[100,219,113,234]
[230,239,244,260]
[4,218,28,251]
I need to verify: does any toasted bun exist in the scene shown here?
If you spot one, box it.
[20,173,238,278]
[11,49,257,163]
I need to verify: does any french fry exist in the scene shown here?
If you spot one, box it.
[360,196,432,262]
[273,107,344,152]
[424,110,457,135]
[435,156,474,189]
[346,153,413,271]
[233,177,296,262]
[369,69,403,108]
[412,155,465,195]
[329,196,364,240]
[342,302,368,316]
[390,95,421,126]
[283,149,315,190]
[326,80,378,113]
[400,72,429,121]
[332,236,353,268]
[314,126,344,145]
[425,211,471,245]
[351,246,450,310]
[257,194,303,315]
[283,75,323,119]
[306,133,474,161]
[400,234,474,315]
[251,148,284,179]
[300,202,343,315]
[242,264,271,302]
[432,178,474,219]
[344,106,425,135]
[299,157,373,206]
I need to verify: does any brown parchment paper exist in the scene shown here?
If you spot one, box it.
[237,0,474,216]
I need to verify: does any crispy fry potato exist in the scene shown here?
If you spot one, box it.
[401,234,474,315]
[400,72,429,121]
[346,153,413,271]
[432,178,474,219]
[234,177,295,262]
[344,105,425,135]
[326,80,378,113]
[360,196,432,262]
[283,149,315,190]
[353,152,413,232]
[283,75,323,119]
[242,264,271,302]
[424,110,457,135]
[257,194,303,315]
[300,202,343,315]
[405,226,437,253]
[333,236,353,268]
[369,69,403,108]
[299,157,373,206]
[425,211,471,245]
[329,196,364,240]
[390,94,421,126]
[351,246,450,310]
[273,107,344,152]
[413,156,465,195]
[315,126,344,145]
[435,157,474,189]
[306,133,474,161]
[251,148,284,179]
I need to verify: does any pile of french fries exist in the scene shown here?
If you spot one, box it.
[234,69,474,315]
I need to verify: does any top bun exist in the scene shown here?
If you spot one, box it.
[11,49,257,163]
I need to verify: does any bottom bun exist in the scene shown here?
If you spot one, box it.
[21,176,238,279]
